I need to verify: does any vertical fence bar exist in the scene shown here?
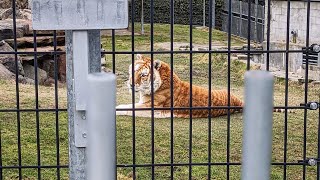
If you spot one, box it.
[241,70,274,180]
[112,29,116,74]
[11,0,22,178]
[318,106,320,179]
[303,0,311,178]
[266,0,271,71]
[0,119,2,179]
[284,0,291,178]
[150,0,156,178]
[170,0,175,178]
[189,0,193,178]
[53,30,61,180]
[130,0,137,178]
[32,29,41,180]
[247,0,251,70]
[208,0,213,178]
[86,73,116,180]
[203,0,206,27]
[227,0,232,178]
[212,0,215,28]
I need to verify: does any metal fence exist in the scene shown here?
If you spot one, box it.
[221,0,265,43]
[0,0,320,179]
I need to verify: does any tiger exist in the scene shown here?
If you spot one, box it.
[116,54,293,118]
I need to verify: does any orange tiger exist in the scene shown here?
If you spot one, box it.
[116,54,292,118]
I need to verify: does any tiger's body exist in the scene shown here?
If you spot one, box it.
[116,54,291,118]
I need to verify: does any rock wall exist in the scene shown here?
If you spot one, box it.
[0,0,29,9]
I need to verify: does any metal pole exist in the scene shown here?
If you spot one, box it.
[67,30,101,180]
[241,70,274,180]
[86,72,117,180]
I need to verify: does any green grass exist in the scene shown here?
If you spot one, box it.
[0,23,319,179]
[101,23,247,51]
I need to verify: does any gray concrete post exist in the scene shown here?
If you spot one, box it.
[241,70,274,180]
[86,72,117,180]
[66,30,101,180]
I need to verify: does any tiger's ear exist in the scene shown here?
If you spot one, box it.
[136,54,143,60]
[154,60,161,70]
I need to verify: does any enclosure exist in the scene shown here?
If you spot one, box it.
[0,0,319,179]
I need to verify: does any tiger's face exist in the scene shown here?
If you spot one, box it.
[127,54,162,95]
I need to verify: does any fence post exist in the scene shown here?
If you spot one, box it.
[66,30,101,180]
[241,70,274,180]
[86,73,117,180]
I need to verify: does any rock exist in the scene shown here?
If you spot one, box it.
[237,54,252,60]
[0,40,24,75]
[42,77,55,86]
[311,81,320,85]
[198,47,209,51]
[58,54,66,82]
[0,19,29,40]
[39,59,55,78]
[23,64,48,84]
[17,46,65,53]
[0,63,14,79]
[0,0,29,9]
[18,75,34,84]
[233,46,243,50]
[0,8,13,20]
[5,36,65,48]
[19,9,31,20]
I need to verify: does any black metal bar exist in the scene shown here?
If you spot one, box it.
[12,0,22,178]
[0,165,68,169]
[0,112,2,179]
[32,30,42,180]
[189,0,193,178]
[0,109,68,112]
[303,0,311,178]
[0,52,65,55]
[170,0,174,178]
[0,105,306,113]
[112,29,116,73]
[266,0,271,71]
[283,0,291,178]
[0,49,313,55]
[227,0,232,178]
[318,106,320,179]
[130,0,136,178]
[208,0,213,178]
[150,0,155,178]
[116,162,309,168]
[116,106,304,111]
[99,49,309,54]
[53,31,61,180]
[247,0,251,70]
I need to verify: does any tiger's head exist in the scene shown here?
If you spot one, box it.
[127,54,163,95]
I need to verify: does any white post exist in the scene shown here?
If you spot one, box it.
[241,70,274,180]
[86,72,117,180]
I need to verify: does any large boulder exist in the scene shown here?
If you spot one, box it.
[0,40,24,75]
[0,63,14,79]
[0,19,29,40]
[23,64,48,84]
[0,8,13,20]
